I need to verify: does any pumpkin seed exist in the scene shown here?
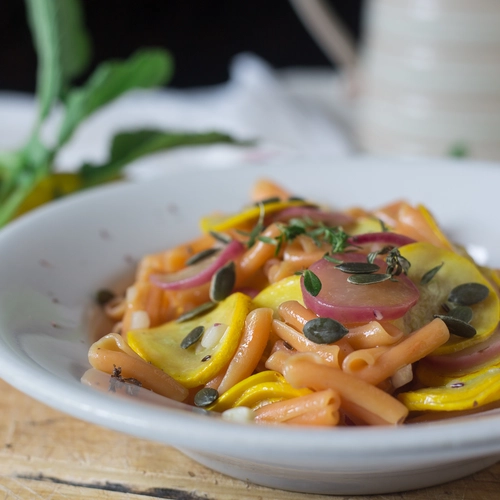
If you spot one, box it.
[185,248,220,266]
[434,315,477,338]
[448,283,489,306]
[347,273,392,285]
[335,262,380,274]
[303,317,349,344]
[420,262,444,285]
[194,387,219,407]
[210,261,236,302]
[180,325,205,349]
[95,288,115,306]
[176,301,216,323]
[447,305,473,324]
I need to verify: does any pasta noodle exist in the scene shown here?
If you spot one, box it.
[85,179,500,427]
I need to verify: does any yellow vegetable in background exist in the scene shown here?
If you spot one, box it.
[14,173,82,218]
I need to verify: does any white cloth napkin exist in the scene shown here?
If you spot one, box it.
[0,53,355,178]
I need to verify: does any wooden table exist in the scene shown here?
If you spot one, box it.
[0,379,499,500]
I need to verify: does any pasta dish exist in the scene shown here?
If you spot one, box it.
[84,179,500,426]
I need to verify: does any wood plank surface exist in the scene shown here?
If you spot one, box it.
[0,379,499,500]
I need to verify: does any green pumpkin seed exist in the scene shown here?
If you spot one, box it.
[434,315,477,338]
[303,317,349,344]
[180,325,205,349]
[176,301,216,323]
[335,262,380,274]
[185,248,220,266]
[447,305,473,324]
[210,261,236,302]
[95,288,115,306]
[194,387,219,407]
[347,273,392,285]
[420,262,444,285]
[448,283,489,306]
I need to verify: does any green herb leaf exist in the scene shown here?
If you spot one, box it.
[79,129,243,187]
[25,0,91,122]
[378,218,389,232]
[58,48,174,146]
[324,254,343,264]
[302,269,322,296]
[420,262,444,285]
[245,203,265,248]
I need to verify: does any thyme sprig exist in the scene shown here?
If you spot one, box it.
[245,215,351,257]
[367,246,411,279]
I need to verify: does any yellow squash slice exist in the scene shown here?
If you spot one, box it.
[208,370,311,412]
[400,242,499,354]
[199,199,308,233]
[127,293,252,388]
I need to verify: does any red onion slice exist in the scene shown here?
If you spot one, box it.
[301,253,420,323]
[348,232,416,248]
[271,206,354,226]
[151,240,245,290]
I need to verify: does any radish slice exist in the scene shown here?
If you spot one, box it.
[348,232,416,248]
[301,254,419,323]
[151,240,245,290]
[271,206,354,226]
[423,327,500,373]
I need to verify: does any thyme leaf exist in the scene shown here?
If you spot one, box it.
[420,262,444,285]
[302,269,322,297]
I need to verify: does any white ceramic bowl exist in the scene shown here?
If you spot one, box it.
[0,157,499,496]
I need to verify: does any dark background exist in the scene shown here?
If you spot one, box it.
[0,0,363,92]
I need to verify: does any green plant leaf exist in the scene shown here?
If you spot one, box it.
[57,49,174,147]
[24,0,91,122]
[79,129,245,187]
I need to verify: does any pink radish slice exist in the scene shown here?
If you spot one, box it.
[271,206,354,226]
[348,232,416,248]
[302,253,420,323]
[423,327,500,372]
[150,240,245,290]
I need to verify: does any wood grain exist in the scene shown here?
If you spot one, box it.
[0,379,499,500]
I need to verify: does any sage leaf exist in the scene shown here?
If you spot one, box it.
[57,49,174,146]
[25,0,91,122]
[79,130,243,187]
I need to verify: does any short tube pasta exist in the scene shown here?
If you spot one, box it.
[217,308,273,394]
[352,318,450,386]
[283,353,409,425]
[272,319,342,367]
[254,389,340,423]
[88,333,188,401]
[345,322,404,349]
